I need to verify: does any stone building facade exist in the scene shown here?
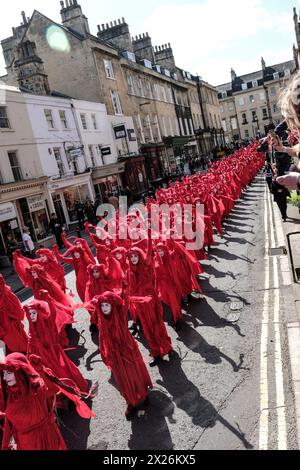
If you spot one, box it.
[1,1,222,196]
[217,59,295,143]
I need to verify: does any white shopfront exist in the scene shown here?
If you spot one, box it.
[0,202,21,257]
[48,173,94,227]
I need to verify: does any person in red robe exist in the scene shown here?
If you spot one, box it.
[24,300,89,393]
[61,233,95,265]
[85,262,124,332]
[0,275,28,355]
[0,353,67,450]
[13,248,67,293]
[126,230,173,367]
[13,255,74,311]
[154,243,183,331]
[37,290,73,349]
[90,291,153,420]
[53,245,91,303]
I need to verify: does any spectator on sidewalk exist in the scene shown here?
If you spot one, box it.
[49,213,64,249]
[6,234,18,273]
[85,199,95,225]
[22,228,35,259]
[263,162,274,192]
[75,201,85,230]
[271,178,290,223]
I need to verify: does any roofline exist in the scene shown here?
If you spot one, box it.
[216,59,294,88]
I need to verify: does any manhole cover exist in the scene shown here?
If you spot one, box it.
[226,311,241,323]
[230,301,244,311]
[269,247,287,256]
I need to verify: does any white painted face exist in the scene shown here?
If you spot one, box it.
[75,242,82,249]
[130,254,139,266]
[101,303,112,316]
[74,252,81,260]
[115,252,122,261]
[3,371,17,387]
[31,271,38,280]
[158,249,165,258]
[92,270,100,279]
[105,239,111,246]
[29,309,38,323]
[41,255,48,263]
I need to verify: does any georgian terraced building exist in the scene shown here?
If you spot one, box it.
[1,0,223,197]
[217,58,296,144]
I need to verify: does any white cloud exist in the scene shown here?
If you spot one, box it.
[141,0,294,84]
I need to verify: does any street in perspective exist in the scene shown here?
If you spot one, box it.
[1,0,300,458]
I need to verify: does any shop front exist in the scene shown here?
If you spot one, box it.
[120,156,149,199]
[0,202,21,258]
[92,162,125,203]
[48,172,94,227]
[141,144,165,188]
[0,178,51,253]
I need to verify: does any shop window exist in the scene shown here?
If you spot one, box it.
[8,151,23,182]
[0,107,11,129]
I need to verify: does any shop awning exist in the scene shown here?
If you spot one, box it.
[92,162,125,180]
[163,136,192,147]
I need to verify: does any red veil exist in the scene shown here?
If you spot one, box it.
[92,292,152,407]
[127,246,173,359]
[0,275,28,354]
[154,244,183,324]
[0,353,67,451]
[24,300,88,393]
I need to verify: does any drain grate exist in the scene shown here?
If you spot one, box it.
[269,247,287,256]
[230,301,244,311]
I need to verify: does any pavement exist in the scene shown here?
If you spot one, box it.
[3,174,300,450]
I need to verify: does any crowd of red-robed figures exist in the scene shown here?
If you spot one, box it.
[0,143,264,450]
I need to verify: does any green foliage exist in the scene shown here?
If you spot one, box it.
[288,190,300,206]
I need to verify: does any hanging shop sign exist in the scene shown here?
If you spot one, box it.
[101,147,112,157]
[114,125,126,140]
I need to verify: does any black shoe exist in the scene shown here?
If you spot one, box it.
[130,323,138,336]
[90,324,98,334]
[149,357,162,368]
[174,323,182,332]
[168,350,175,358]
[125,405,136,421]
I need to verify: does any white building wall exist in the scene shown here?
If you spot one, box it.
[0,85,43,183]
[23,94,84,177]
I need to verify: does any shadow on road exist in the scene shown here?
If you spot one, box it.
[156,352,253,450]
[128,389,175,450]
[186,298,246,338]
[176,323,248,373]
[59,396,94,450]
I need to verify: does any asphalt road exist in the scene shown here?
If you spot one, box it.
[18,174,299,450]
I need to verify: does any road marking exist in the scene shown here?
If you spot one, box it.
[259,185,270,450]
[268,189,287,450]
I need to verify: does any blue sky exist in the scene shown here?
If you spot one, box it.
[0,0,298,85]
